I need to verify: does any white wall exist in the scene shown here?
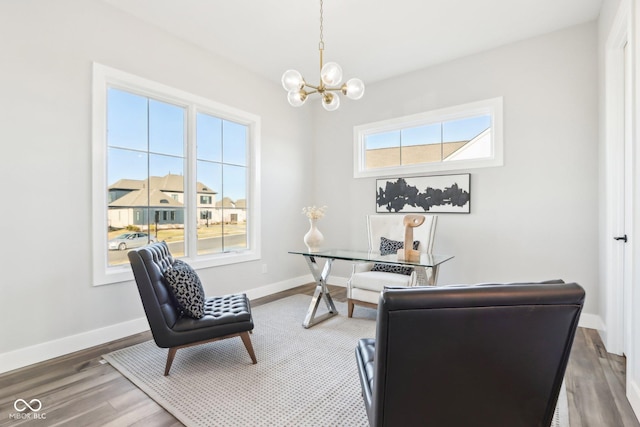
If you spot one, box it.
[0,0,605,375]
[313,23,601,320]
[0,0,313,371]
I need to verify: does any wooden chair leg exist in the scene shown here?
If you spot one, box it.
[164,347,178,376]
[348,299,355,318]
[240,331,257,364]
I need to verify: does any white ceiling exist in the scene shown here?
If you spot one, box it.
[101,0,603,86]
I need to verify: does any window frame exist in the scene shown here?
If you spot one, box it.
[353,97,503,178]
[92,63,261,286]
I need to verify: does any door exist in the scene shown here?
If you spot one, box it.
[621,41,633,356]
[605,0,632,358]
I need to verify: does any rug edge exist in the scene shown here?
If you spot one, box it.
[102,351,194,427]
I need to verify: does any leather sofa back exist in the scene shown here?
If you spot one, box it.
[371,282,585,426]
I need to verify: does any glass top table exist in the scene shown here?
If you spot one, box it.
[289,249,453,268]
[289,249,454,328]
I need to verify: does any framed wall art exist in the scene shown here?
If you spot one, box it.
[375,174,471,214]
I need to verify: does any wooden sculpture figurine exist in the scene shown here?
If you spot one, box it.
[398,214,425,261]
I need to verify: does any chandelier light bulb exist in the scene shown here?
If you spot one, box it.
[343,78,365,100]
[287,89,308,107]
[282,69,304,92]
[322,92,340,111]
[320,62,343,86]
[281,0,363,111]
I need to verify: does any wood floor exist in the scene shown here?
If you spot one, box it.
[0,284,638,426]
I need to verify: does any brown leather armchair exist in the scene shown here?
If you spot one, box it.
[355,281,585,426]
[128,242,256,375]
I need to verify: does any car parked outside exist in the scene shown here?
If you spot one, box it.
[108,232,156,251]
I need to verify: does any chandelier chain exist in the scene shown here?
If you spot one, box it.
[319,0,324,50]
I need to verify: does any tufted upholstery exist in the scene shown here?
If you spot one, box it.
[355,282,585,427]
[128,241,256,375]
[173,294,252,332]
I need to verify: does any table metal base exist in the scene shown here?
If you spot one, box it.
[414,265,439,286]
[302,256,338,328]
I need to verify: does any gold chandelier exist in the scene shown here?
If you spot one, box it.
[281,0,365,111]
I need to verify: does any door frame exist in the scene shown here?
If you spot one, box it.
[605,0,640,418]
[604,0,632,357]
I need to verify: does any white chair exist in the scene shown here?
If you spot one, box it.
[347,214,437,317]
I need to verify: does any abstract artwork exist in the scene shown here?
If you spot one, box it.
[376,174,470,213]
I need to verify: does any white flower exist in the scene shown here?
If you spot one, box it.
[302,205,327,220]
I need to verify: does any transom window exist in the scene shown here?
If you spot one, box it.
[92,63,261,286]
[353,97,503,178]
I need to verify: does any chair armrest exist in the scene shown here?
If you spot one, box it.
[352,262,375,274]
[348,262,375,299]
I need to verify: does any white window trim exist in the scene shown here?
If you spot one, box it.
[353,97,503,178]
[92,63,261,286]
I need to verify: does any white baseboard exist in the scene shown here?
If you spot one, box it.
[329,276,349,287]
[243,274,313,300]
[243,275,348,300]
[628,377,640,423]
[0,317,150,375]
[578,312,605,331]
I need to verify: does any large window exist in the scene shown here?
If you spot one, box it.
[353,97,503,178]
[92,64,260,286]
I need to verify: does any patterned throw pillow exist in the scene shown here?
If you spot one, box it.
[163,259,206,319]
[371,237,419,275]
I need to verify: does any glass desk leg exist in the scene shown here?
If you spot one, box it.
[302,256,338,328]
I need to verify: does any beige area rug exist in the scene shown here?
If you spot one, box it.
[103,295,569,427]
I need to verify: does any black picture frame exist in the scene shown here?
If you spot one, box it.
[375,174,471,214]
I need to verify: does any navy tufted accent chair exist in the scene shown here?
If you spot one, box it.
[128,241,256,375]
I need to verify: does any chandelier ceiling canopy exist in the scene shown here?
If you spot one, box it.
[281,0,365,111]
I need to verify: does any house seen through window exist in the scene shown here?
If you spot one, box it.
[364,115,491,167]
[354,97,503,178]
[92,64,260,286]
[106,88,250,267]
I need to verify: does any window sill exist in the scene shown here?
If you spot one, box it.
[93,249,260,286]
